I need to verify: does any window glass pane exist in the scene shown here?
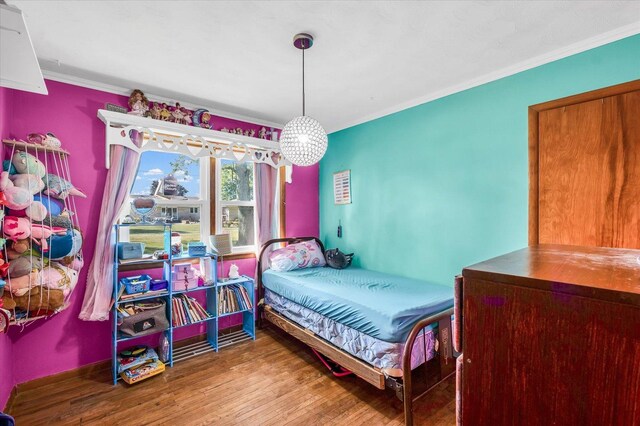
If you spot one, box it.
[125,225,166,255]
[132,152,201,199]
[221,205,255,247]
[220,159,254,201]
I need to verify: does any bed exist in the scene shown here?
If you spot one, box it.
[257,237,457,425]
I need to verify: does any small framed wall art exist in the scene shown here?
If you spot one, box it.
[333,170,352,205]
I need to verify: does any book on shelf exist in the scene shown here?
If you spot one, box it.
[217,284,252,315]
[172,294,213,327]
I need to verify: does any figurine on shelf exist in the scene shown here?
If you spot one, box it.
[220,127,229,133]
[159,103,171,121]
[150,102,162,120]
[128,90,149,116]
[235,127,242,135]
[247,129,256,138]
[229,264,240,279]
[200,112,213,129]
[184,109,193,126]
[171,103,186,124]
[258,127,267,139]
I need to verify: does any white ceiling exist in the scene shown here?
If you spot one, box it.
[6,1,640,132]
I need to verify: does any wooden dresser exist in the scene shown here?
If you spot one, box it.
[456,245,640,425]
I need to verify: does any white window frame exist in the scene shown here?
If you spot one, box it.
[214,159,258,254]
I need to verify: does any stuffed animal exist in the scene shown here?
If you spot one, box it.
[33,214,72,229]
[325,248,354,270]
[38,263,79,297]
[11,151,46,178]
[4,270,39,296]
[10,173,45,195]
[60,253,84,271]
[33,194,63,216]
[1,286,65,315]
[43,174,87,199]
[25,201,47,221]
[2,160,17,175]
[36,228,83,259]
[6,239,32,260]
[0,171,32,210]
[7,257,39,278]
[3,216,67,252]
[43,133,62,148]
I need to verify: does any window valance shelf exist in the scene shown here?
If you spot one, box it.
[98,109,287,169]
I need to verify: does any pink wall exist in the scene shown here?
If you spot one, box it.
[1,80,319,389]
[0,87,15,410]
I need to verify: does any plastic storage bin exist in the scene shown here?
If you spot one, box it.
[117,242,145,260]
[120,274,152,294]
[187,242,207,257]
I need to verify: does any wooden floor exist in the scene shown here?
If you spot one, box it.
[8,327,456,425]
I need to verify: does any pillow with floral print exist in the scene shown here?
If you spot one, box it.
[269,240,326,272]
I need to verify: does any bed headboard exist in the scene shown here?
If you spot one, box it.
[256,236,325,326]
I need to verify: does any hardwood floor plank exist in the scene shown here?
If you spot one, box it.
[8,327,455,425]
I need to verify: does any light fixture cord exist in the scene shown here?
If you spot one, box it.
[302,47,306,116]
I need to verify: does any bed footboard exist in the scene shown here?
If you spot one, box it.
[401,307,456,426]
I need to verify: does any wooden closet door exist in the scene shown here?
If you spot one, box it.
[537,89,640,248]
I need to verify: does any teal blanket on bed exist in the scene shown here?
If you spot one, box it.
[262,267,453,343]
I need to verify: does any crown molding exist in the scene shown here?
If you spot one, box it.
[40,69,285,129]
[328,22,640,134]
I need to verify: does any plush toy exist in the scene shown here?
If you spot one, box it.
[11,151,46,178]
[60,252,84,271]
[36,228,82,259]
[5,270,39,296]
[25,201,47,221]
[2,160,17,175]
[10,173,45,195]
[7,257,39,278]
[3,216,67,252]
[43,174,87,199]
[33,214,72,229]
[43,133,62,148]
[0,172,32,210]
[38,263,79,297]
[33,194,63,216]
[1,286,65,315]
[5,239,31,260]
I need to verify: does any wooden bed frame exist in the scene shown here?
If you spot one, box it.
[257,237,457,425]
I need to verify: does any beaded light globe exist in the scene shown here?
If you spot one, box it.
[280,115,328,166]
[280,33,328,166]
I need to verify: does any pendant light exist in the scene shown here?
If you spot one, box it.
[279,33,328,166]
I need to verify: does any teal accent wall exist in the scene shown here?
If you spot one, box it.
[319,35,640,287]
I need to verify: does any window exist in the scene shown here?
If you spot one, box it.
[121,152,208,255]
[213,159,256,253]
[120,150,284,259]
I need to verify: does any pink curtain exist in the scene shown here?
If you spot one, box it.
[79,143,140,321]
[255,163,278,271]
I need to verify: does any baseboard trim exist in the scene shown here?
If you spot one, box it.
[12,325,245,394]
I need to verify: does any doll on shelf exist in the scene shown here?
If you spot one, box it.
[128,89,149,116]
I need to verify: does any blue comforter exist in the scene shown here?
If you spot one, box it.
[262,267,453,342]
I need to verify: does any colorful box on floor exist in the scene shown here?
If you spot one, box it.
[120,360,165,384]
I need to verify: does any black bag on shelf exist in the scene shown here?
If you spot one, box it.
[118,300,168,337]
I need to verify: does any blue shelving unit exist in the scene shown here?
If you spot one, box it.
[111,223,256,384]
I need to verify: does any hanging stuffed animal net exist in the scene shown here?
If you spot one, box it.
[0,135,85,330]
